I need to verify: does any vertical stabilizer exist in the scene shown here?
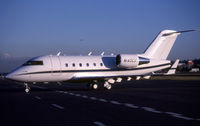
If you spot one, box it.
[144,30,180,59]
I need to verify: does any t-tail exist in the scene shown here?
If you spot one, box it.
[143,30,196,60]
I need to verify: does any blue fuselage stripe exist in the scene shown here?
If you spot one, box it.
[18,63,170,75]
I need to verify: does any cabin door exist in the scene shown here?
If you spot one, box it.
[50,56,61,76]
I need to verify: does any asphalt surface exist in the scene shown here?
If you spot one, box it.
[0,78,200,126]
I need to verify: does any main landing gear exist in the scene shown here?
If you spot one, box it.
[89,81,112,90]
[103,82,112,90]
[24,83,30,93]
[88,83,98,90]
[92,83,98,90]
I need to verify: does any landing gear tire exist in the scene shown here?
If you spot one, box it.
[25,88,30,93]
[92,84,98,90]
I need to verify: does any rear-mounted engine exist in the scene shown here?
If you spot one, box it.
[116,54,150,69]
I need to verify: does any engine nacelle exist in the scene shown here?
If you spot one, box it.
[116,54,150,69]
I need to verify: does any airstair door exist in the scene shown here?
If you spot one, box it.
[50,56,61,76]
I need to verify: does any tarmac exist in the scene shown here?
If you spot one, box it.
[0,78,200,126]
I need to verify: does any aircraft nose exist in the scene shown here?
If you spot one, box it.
[5,71,21,81]
[5,66,28,82]
[5,73,15,80]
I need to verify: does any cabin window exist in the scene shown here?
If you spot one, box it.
[93,63,96,66]
[23,61,43,66]
[100,63,103,66]
[86,63,89,67]
[65,63,68,67]
[79,63,82,67]
[72,63,75,67]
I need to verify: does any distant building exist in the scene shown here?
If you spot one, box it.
[190,68,199,72]
[187,60,194,70]
[188,60,194,65]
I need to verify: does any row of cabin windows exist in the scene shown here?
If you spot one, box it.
[65,63,103,67]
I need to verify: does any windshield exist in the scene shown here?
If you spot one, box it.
[23,61,43,66]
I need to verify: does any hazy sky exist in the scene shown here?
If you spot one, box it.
[0,0,200,60]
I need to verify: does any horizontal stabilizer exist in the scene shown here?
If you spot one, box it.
[162,30,197,36]
[166,59,180,75]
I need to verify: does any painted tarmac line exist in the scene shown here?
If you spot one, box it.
[75,94,81,97]
[57,91,64,93]
[35,96,41,100]
[51,104,65,110]
[99,98,108,102]
[90,97,97,100]
[93,121,106,126]
[82,95,88,98]
[165,112,194,120]
[58,91,200,121]
[110,100,121,105]
[124,103,139,109]
[64,92,69,94]
[69,92,74,95]
[141,107,162,114]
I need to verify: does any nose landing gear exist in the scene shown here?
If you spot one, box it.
[24,83,30,93]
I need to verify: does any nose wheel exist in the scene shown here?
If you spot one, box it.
[24,83,30,93]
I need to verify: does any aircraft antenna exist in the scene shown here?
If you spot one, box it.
[88,52,92,56]
[101,52,104,56]
[57,52,61,56]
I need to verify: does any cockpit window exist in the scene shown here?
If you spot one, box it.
[23,61,43,66]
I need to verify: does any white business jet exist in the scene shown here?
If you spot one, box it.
[6,30,195,92]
